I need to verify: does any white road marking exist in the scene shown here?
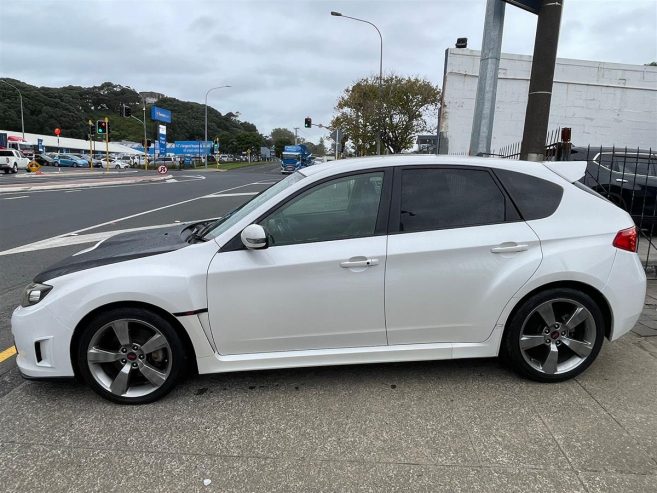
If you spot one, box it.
[2,195,29,200]
[205,192,259,198]
[0,181,266,255]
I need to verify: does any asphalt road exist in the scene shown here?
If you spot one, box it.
[2,162,657,491]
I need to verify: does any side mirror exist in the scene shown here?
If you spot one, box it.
[241,224,268,250]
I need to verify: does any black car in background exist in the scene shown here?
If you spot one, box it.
[33,153,56,166]
[569,146,657,226]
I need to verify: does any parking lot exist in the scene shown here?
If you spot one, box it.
[1,163,657,492]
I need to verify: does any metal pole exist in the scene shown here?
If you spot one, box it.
[1,80,25,139]
[204,85,231,168]
[88,120,94,168]
[331,12,382,155]
[294,127,299,145]
[469,0,505,157]
[142,100,148,171]
[104,116,110,174]
[520,0,564,162]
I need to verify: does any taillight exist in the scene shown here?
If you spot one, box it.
[613,226,638,253]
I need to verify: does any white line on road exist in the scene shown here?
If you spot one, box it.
[2,195,29,200]
[205,192,259,198]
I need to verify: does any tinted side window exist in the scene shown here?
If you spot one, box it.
[261,172,384,246]
[496,169,563,220]
[399,168,506,233]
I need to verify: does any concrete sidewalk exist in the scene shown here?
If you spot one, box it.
[0,174,171,193]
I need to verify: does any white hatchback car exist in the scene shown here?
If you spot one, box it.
[12,156,646,404]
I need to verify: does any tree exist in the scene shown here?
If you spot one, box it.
[270,127,296,157]
[646,62,657,66]
[331,75,440,154]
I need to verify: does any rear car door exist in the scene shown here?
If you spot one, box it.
[385,166,542,345]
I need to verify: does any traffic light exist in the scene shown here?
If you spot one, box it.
[122,104,132,118]
[96,120,109,135]
[304,117,312,128]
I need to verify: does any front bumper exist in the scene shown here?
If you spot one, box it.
[11,304,75,378]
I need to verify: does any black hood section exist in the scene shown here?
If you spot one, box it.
[34,224,193,283]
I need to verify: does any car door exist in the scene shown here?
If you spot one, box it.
[385,166,542,345]
[207,169,392,355]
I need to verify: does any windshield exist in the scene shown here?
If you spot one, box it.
[282,153,300,159]
[203,172,305,240]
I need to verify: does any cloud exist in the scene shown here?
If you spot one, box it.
[1,0,655,141]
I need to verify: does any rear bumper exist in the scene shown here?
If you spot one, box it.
[603,250,646,341]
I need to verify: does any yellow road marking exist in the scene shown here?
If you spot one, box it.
[0,346,17,363]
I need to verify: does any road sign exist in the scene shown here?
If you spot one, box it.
[502,0,540,15]
[37,138,44,153]
[151,106,172,123]
[158,124,167,156]
[157,165,168,175]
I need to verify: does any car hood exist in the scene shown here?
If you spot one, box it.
[34,224,192,283]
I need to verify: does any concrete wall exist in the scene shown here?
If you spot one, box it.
[440,49,657,154]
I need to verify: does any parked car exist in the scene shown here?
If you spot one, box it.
[97,158,130,169]
[0,149,30,173]
[33,153,56,167]
[570,147,657,225]
[151,157,179,168]
[11,155,646,404]
[54,154,89,167]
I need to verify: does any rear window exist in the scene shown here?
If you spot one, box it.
[0,150,13,156]
[495,169,563,220]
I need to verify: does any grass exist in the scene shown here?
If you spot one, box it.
[215,161,272,171]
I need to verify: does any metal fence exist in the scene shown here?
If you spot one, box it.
[493,137,657,276]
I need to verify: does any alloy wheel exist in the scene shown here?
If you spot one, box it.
[518,298,597,375]
[86,318,172,398]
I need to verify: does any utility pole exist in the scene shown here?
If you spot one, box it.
[520,0,564,161]
[294,127,299,145]
[469,0,506,156]
[104,117,110,174]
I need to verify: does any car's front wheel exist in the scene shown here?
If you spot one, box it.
[76,307,188,404]
[503,288,605,382]
[12,163,18,173]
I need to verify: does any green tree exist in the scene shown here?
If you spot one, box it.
[270,127,296,157]
[331,75,440,155]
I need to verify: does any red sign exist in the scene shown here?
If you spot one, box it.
[54,128,61,136]
[157,165,168,175]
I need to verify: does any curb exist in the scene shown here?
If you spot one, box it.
[0,175,171,193]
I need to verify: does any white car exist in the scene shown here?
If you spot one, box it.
[0,149,30,173]
[11,155,646,404]
[97,158,130,169]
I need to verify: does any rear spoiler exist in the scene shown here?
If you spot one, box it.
[543,161,587,183]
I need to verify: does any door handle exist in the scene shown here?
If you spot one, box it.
[340,258,379,268]
[615,179,628,183]
[491,243,528,254]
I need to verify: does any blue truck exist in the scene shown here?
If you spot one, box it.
[280,144,313,174]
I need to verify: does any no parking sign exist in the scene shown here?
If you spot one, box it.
[157,165,168,175]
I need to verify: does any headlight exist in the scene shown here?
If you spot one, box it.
[20,283,53,307]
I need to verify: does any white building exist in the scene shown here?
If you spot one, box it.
[439,48,657,154]
[0,129,142,155]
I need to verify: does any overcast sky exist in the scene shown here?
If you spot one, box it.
[1,0,656,142]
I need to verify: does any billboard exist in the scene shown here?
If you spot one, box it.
[151,106,172,123]
[174,141,212,155]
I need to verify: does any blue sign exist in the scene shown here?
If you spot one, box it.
[174,141,213,156]
[502,0,540,14]
[151,106,172,123]
[158,125,167,156]
[37,138,44,152]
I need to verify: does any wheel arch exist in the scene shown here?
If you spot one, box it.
[69,301,199,378]
[503,280,613,341]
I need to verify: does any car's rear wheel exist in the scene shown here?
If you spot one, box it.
[76,307,187,404]
[503,288,605,382]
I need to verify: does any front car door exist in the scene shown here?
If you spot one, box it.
[385,166,542,345]
[207,169,392,355]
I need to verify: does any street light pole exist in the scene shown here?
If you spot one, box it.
[1,80,25,139]
[331,11,383,155]
[204,85,231,167]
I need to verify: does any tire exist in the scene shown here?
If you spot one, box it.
[76,307,188,404]
[502,288,605,382]
[115,164,121,169]
[12,163,18,174]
